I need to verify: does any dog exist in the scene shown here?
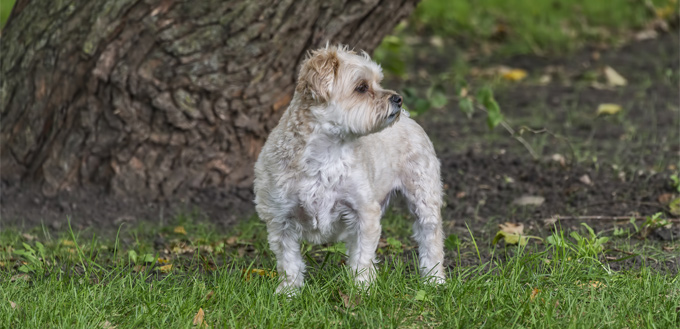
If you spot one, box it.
[254,45,445,294]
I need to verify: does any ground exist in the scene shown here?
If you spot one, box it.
[1,1,679,327]
[2,32,678,268]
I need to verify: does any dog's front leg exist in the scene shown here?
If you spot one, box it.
[266,220,305,294]
[346,203,382,286]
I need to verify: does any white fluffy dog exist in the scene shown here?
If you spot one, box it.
[254,45,445,294]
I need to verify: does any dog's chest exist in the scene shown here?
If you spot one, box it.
[295,142,358,234]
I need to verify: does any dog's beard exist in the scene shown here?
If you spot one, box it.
[316,99,399,138]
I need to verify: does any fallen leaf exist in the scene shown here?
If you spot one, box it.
[604,66,627,86]
[10,274,30,282]
[101,320,116,329]
[456,191,466,199]
[10,301,16,309]
[133,265,146,273]
[513,196,545,206]
[338,289,361,308]
[499,222,524,235]
[551,154,566,167]
[242,268,277,281]
[157,257,171,264]
[502,69,528,81]
[173,226,187,235]
[159,264,173,273]
[192,308,208,328]
[543,217,558,227]
[669,197,680,216]
[635,29,658,41]
[205,290,214,300]
[414,290,429,301]
[596,103,622,116]
[577,280,606,289]
[22,233,36,241]
[530,288,540,301]
[579,174,593,186]
[226,236,239,245]
[658,193,673,204]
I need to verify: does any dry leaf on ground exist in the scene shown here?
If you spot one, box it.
[530,288,540,301]
[604,66,627,86]
[596,104,622,116]
[10,274,30,282]
[159,264,173,273]
[500,222,524,235]
[173,226,187,235]
[579,174,593,186]
[513,196,545,206]
[502,68,528,81]
[192,308,208,329]
[338,289,361,308]
[10,301,17,309]
[658,193,673,204]
[101,320,116,329]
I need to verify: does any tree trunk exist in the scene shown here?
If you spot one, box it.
[1,0,417,200]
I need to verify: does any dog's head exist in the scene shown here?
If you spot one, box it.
[296,45,403,137]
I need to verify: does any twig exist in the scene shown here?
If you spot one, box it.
[471,102,540,160]
[517,126,578,164]
[545,215,680,222]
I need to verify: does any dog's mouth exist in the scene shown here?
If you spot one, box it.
[386,106,400,122]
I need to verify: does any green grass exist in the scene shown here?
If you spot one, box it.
[410,0,672,55]
[0,0,15,30]
[1,215,678,328]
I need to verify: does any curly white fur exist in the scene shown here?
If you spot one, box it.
[254,45,445,294]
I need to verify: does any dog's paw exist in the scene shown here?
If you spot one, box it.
[275,283,300,297]
[423,274,446,285]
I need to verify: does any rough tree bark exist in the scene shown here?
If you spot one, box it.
[1,0,418,201]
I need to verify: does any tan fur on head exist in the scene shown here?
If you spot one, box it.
[296,48,341,102]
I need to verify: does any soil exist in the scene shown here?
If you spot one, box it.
[1,32,678,272]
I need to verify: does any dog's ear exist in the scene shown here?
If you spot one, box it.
[296,48,339,102]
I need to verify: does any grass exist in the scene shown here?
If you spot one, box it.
[0,0,14,30]
[1,213,679,328]
[409,0,673,56]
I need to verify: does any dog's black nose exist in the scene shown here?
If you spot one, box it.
[390,94,403,107]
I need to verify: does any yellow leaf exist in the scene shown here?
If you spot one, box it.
[530,288,540,301]
[242,268,277,281]
[502,69,528,81]
[192,308,208,328]
[604,66,627,86]
[101,320,116,329]
[656,5,676,19]
[499,222,524,235]
[159,264,173,273]
[173,226,187,235]
[596,104,622,116]
[577,280,606,289]
[157,258,170,264]
[669,197,680,216]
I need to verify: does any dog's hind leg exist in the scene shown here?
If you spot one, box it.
[265,219,305,294]
[402,161,446,283]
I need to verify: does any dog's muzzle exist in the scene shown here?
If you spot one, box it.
[387,94,403,122]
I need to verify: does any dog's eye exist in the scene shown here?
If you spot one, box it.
[355,82,369,93]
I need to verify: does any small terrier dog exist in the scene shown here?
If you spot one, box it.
[254,45,445,293]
